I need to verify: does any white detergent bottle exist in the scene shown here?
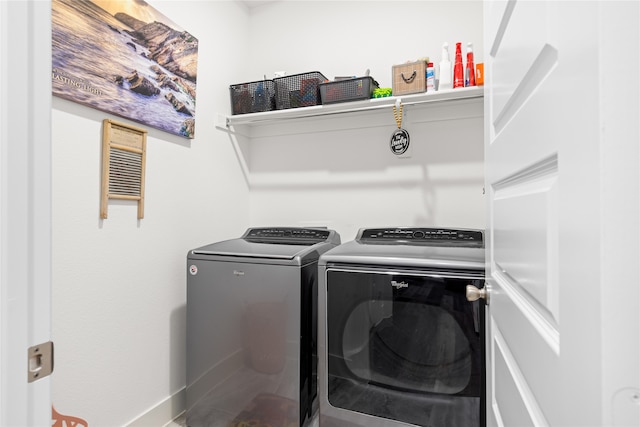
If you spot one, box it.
[438,42,453,91]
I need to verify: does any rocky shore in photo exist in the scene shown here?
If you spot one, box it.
[113,12,198,137]
[116,12,198,83]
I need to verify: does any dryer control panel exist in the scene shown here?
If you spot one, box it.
[357,227,483,247]
[243,227,336,245]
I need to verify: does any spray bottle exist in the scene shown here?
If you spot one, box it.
[438,42,452,91]
[465,42,476,87]
[453,42,464,88]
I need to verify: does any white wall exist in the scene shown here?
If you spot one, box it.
[241,1,485,240]
[51,1,485,425]
[245,1,485,88]
[51,2,251,425]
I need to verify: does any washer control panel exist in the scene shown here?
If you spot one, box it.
[243,227,333,244]
[357,227,483,247]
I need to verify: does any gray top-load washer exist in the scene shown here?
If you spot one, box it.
[186,227,340,427]
[318,227,486,427]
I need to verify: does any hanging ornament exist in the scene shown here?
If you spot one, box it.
[390,99,410,155]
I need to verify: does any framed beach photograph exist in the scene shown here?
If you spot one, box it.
[52,0,198,139]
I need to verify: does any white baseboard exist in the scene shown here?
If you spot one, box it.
[126,387,185,427]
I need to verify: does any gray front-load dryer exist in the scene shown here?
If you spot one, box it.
[186,227,340,427]
[318,227,485,427]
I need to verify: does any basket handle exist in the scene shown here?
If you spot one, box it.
[401,71,417,84]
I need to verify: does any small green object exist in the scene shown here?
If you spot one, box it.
[372,87,393,98]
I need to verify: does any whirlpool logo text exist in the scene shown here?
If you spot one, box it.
[391,280,409,289]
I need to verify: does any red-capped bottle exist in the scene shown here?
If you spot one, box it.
[453,42,464,88]
[465,42,476,86]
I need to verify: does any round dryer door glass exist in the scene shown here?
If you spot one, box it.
[343,300,472,394]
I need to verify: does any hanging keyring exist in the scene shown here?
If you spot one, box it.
[390,99,410,156]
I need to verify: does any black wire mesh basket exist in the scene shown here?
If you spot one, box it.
[319,76,379,104]
[274,71,328,110]
[229,79,276,115]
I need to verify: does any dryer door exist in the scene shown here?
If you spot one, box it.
[325,267,484,427]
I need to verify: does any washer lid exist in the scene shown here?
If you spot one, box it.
[192,239,312,260]
[190,227,340,262]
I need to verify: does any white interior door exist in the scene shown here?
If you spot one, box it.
[484,1,640,426]
[0,0,52,425]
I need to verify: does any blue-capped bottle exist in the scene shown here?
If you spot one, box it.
[426,62,435,92]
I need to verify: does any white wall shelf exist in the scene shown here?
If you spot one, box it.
[221,86,484,129]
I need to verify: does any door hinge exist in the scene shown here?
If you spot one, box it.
[27,341,54,383]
